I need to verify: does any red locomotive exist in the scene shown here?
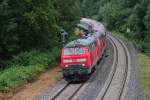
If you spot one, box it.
[60,19,106,81]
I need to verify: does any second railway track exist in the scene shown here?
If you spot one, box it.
[96,34,131,100]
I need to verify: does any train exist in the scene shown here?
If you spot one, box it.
[60,18,106,81]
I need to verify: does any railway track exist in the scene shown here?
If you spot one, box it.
[37,34,131,100]
[47,82,85,100]
[96,34,130,100]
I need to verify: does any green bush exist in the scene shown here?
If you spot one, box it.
[11,48,61,66]
[0,48,61,92]
[140,35,150,56]
[0,64,44,92]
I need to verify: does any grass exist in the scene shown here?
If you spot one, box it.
[138,54,150,100]
[0,47,61,92]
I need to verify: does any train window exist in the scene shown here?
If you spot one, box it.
[89,42,96,51]
[89,45,92,52]
[64,48,74,55]
[75,48,85,54]
[94,41,97,47]
[64,48,85,55]
[91,44,95,50]
[91,42,97,50]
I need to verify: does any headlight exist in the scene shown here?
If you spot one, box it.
[77,58,86,62]
[65,65,69,67]
[63,59,72,63]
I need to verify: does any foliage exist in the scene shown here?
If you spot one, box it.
[0,0,81,92]
[0,48,61,92]
[139,35,150,56]
[144,5,150,34]
[0,0,58,57]
[0,64,43,92]
[81,0,150,55]
[0,0,81,59]
[53,0,81,33]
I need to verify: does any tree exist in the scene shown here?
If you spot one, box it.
[81,0,150,55]
[0,0,59,58]
[0,0,19,57]
[53,0,81,33]
[144,5,150,35]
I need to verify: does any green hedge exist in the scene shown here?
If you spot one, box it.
[0,47,61,92]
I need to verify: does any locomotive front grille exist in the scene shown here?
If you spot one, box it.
[63,65,89,81]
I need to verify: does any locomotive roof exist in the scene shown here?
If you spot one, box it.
[65,36,96,48]
[88,32,103,37]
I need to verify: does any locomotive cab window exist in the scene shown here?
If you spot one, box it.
[89,41,97,51]
[64,48,74,55]
[75,47,85,54]
[64,48,85,55]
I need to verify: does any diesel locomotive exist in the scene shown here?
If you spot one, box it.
[60,18,106,81]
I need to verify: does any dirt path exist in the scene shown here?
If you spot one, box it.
[0,66,62,100]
